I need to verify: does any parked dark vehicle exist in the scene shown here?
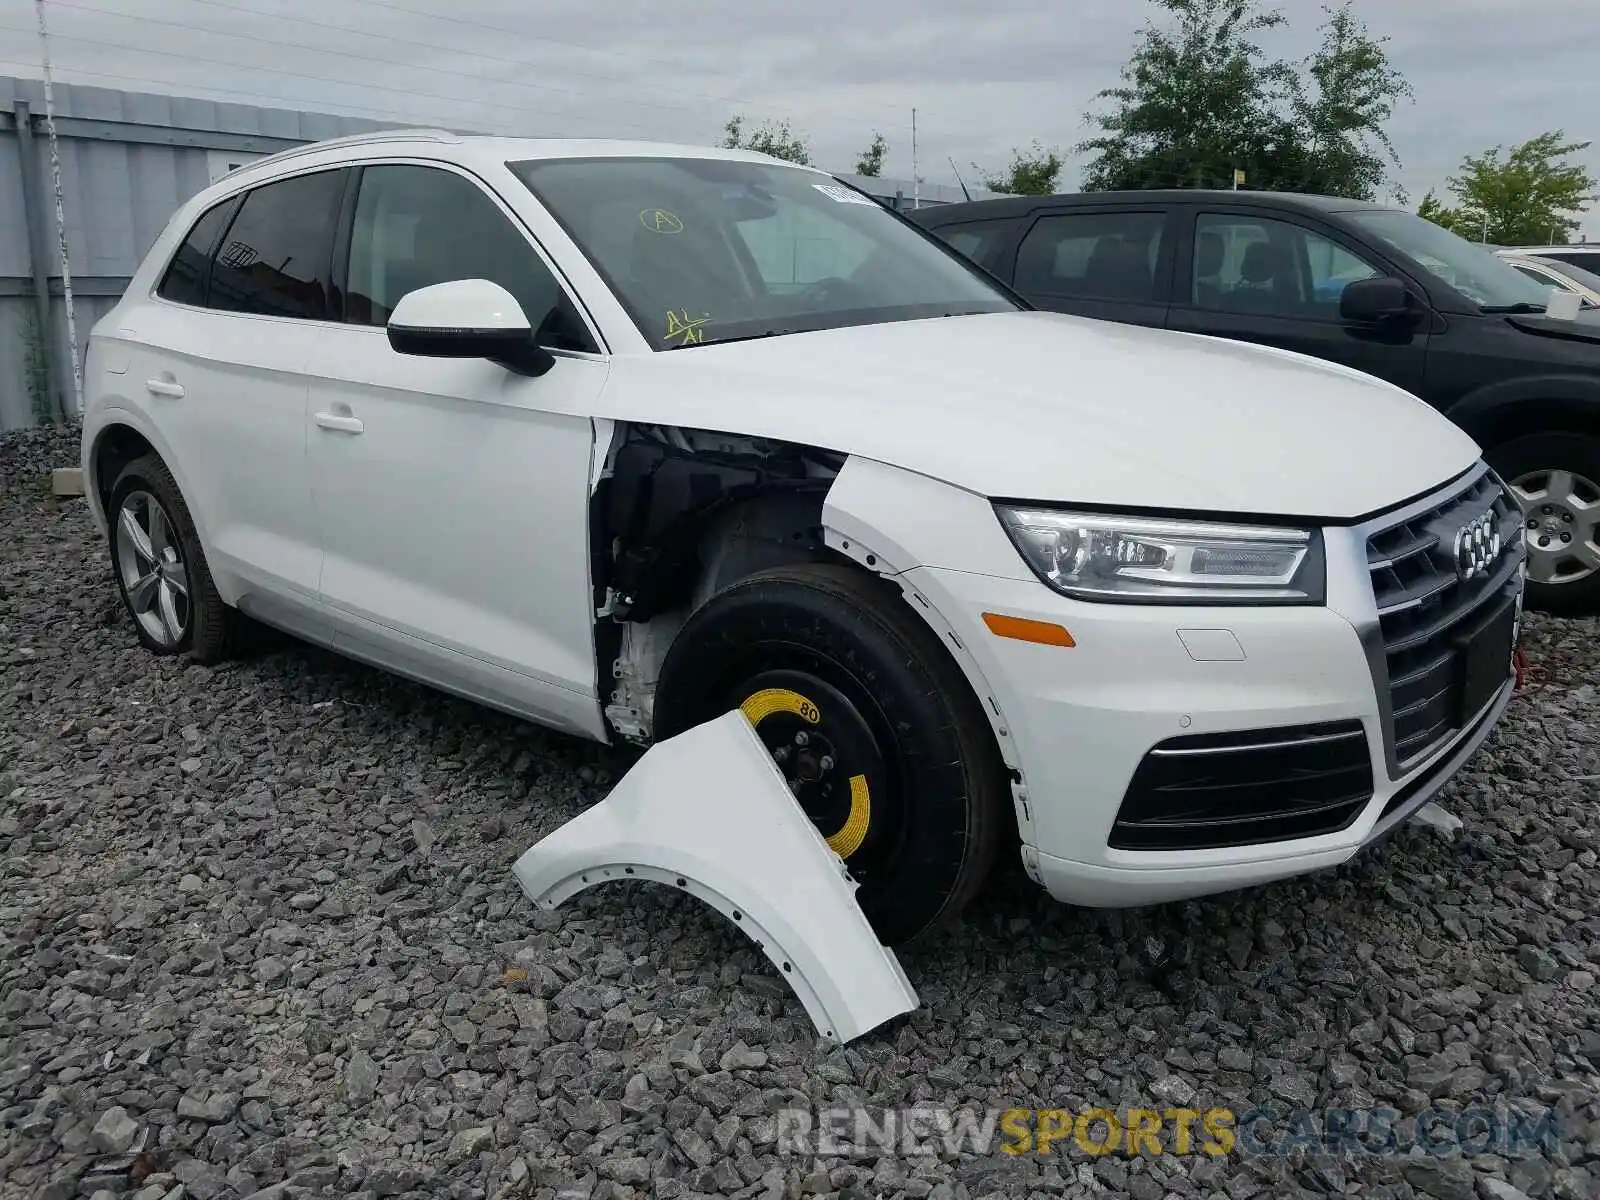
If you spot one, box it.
[909,190,1600,614]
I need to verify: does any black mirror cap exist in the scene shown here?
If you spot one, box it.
[1340,276,1416,324]
[387,323,534,360]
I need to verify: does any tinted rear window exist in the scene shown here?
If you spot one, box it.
[208,169,345,320]
[156,200,233,307]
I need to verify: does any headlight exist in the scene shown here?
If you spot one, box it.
[994,506,1326,604]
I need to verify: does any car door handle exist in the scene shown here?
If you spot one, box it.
[314,412,365,434]
[145,377,185,399]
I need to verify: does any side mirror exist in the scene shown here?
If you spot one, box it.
[1340,276,1417,325]
[387,279,554,375]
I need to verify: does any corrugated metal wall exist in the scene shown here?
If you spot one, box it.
[0,75,389,430]
[0,74,999,431]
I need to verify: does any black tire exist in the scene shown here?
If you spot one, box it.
[653,562,1007,946]
[1485,430,1600,617]
[107,454,235,663]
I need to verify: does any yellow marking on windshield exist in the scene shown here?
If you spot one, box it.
[665,309,709,345]
[640,208,684,233]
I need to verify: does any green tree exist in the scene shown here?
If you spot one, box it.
[856,132,888,177]
[976,141,1064,195]
[1416,189,1469,236]
[1422,132,1598,246]
[1078,0,1294,191]
[1078,0,1411,200]
[1272,2,1413,201]
[721,114,812,165]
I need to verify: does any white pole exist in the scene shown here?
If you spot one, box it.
[35,0,82,418]
[911,108,919,210]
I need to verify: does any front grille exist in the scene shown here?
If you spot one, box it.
[1366,470,1523,769]
[1109,720,1373,850]
[1375,682,1506,824]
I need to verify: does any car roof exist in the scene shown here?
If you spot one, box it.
[907,189,1395,223]
[1505,244,1599,254]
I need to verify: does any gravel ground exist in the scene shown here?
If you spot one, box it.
[3,420,1598,1200]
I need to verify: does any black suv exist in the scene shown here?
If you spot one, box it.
[910,190,1600,614]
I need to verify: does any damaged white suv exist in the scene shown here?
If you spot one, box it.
[82,131,1526,945]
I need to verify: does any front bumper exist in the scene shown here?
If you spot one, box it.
[904,464,1525,909]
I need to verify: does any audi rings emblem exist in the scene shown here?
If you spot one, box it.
[1453,509,1501,582]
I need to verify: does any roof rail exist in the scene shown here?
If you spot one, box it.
[219,127,462,180]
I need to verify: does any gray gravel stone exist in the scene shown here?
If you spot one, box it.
[1518,944,1561,981]
[1478,1179,1535,1200]
[448,1125,494,1160]
[89,1105,139,1153]
[4,419,1599,1200]
[345,1048,381,1104]
[1405,1157,1476,1200]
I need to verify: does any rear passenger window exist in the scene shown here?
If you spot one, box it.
[1014,212,1167,302]
[156,200,234,307]
[345,164,592,350]
[208,169,345,320]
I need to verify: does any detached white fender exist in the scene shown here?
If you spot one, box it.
[511,710,920,1044]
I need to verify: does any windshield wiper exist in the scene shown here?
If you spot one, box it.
[1481,302,1548,314]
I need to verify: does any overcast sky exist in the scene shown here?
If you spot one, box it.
[1,0,1596,234]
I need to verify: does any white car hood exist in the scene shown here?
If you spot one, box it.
[595,310,1480,519]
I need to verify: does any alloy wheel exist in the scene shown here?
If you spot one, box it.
[114,489,191,646]
[1507,468,1600,586]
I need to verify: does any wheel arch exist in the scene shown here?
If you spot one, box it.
[87,413,245,611]
[86,412,196,529]
[1445,375,1600,452]
[815,456,1030,775]
[588,425,1021,783]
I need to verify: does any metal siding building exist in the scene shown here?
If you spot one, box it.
[0,74,996,430]
[0,75,389,430]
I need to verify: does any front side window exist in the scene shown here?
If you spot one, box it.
[1191,214,1382,318]
[1014,211,1167,302]
[345,164,591,349]
[508,156,1015,349]
[207,169,346,320]
[157,199,234,307]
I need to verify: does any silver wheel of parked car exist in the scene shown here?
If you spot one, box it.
[114,489,191,647]
[1486,431,1600,615]
[106,453,236,661]
[1506,467,1600,586]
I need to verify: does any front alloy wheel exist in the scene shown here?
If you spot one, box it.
[114,490,191,647]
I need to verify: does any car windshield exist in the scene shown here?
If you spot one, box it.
[1343,209,1555,311]
[508,156,1018,349]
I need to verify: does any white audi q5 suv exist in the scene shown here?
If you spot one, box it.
[81,130,1526,944]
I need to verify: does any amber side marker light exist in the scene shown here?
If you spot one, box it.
[981,613,1076,647]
